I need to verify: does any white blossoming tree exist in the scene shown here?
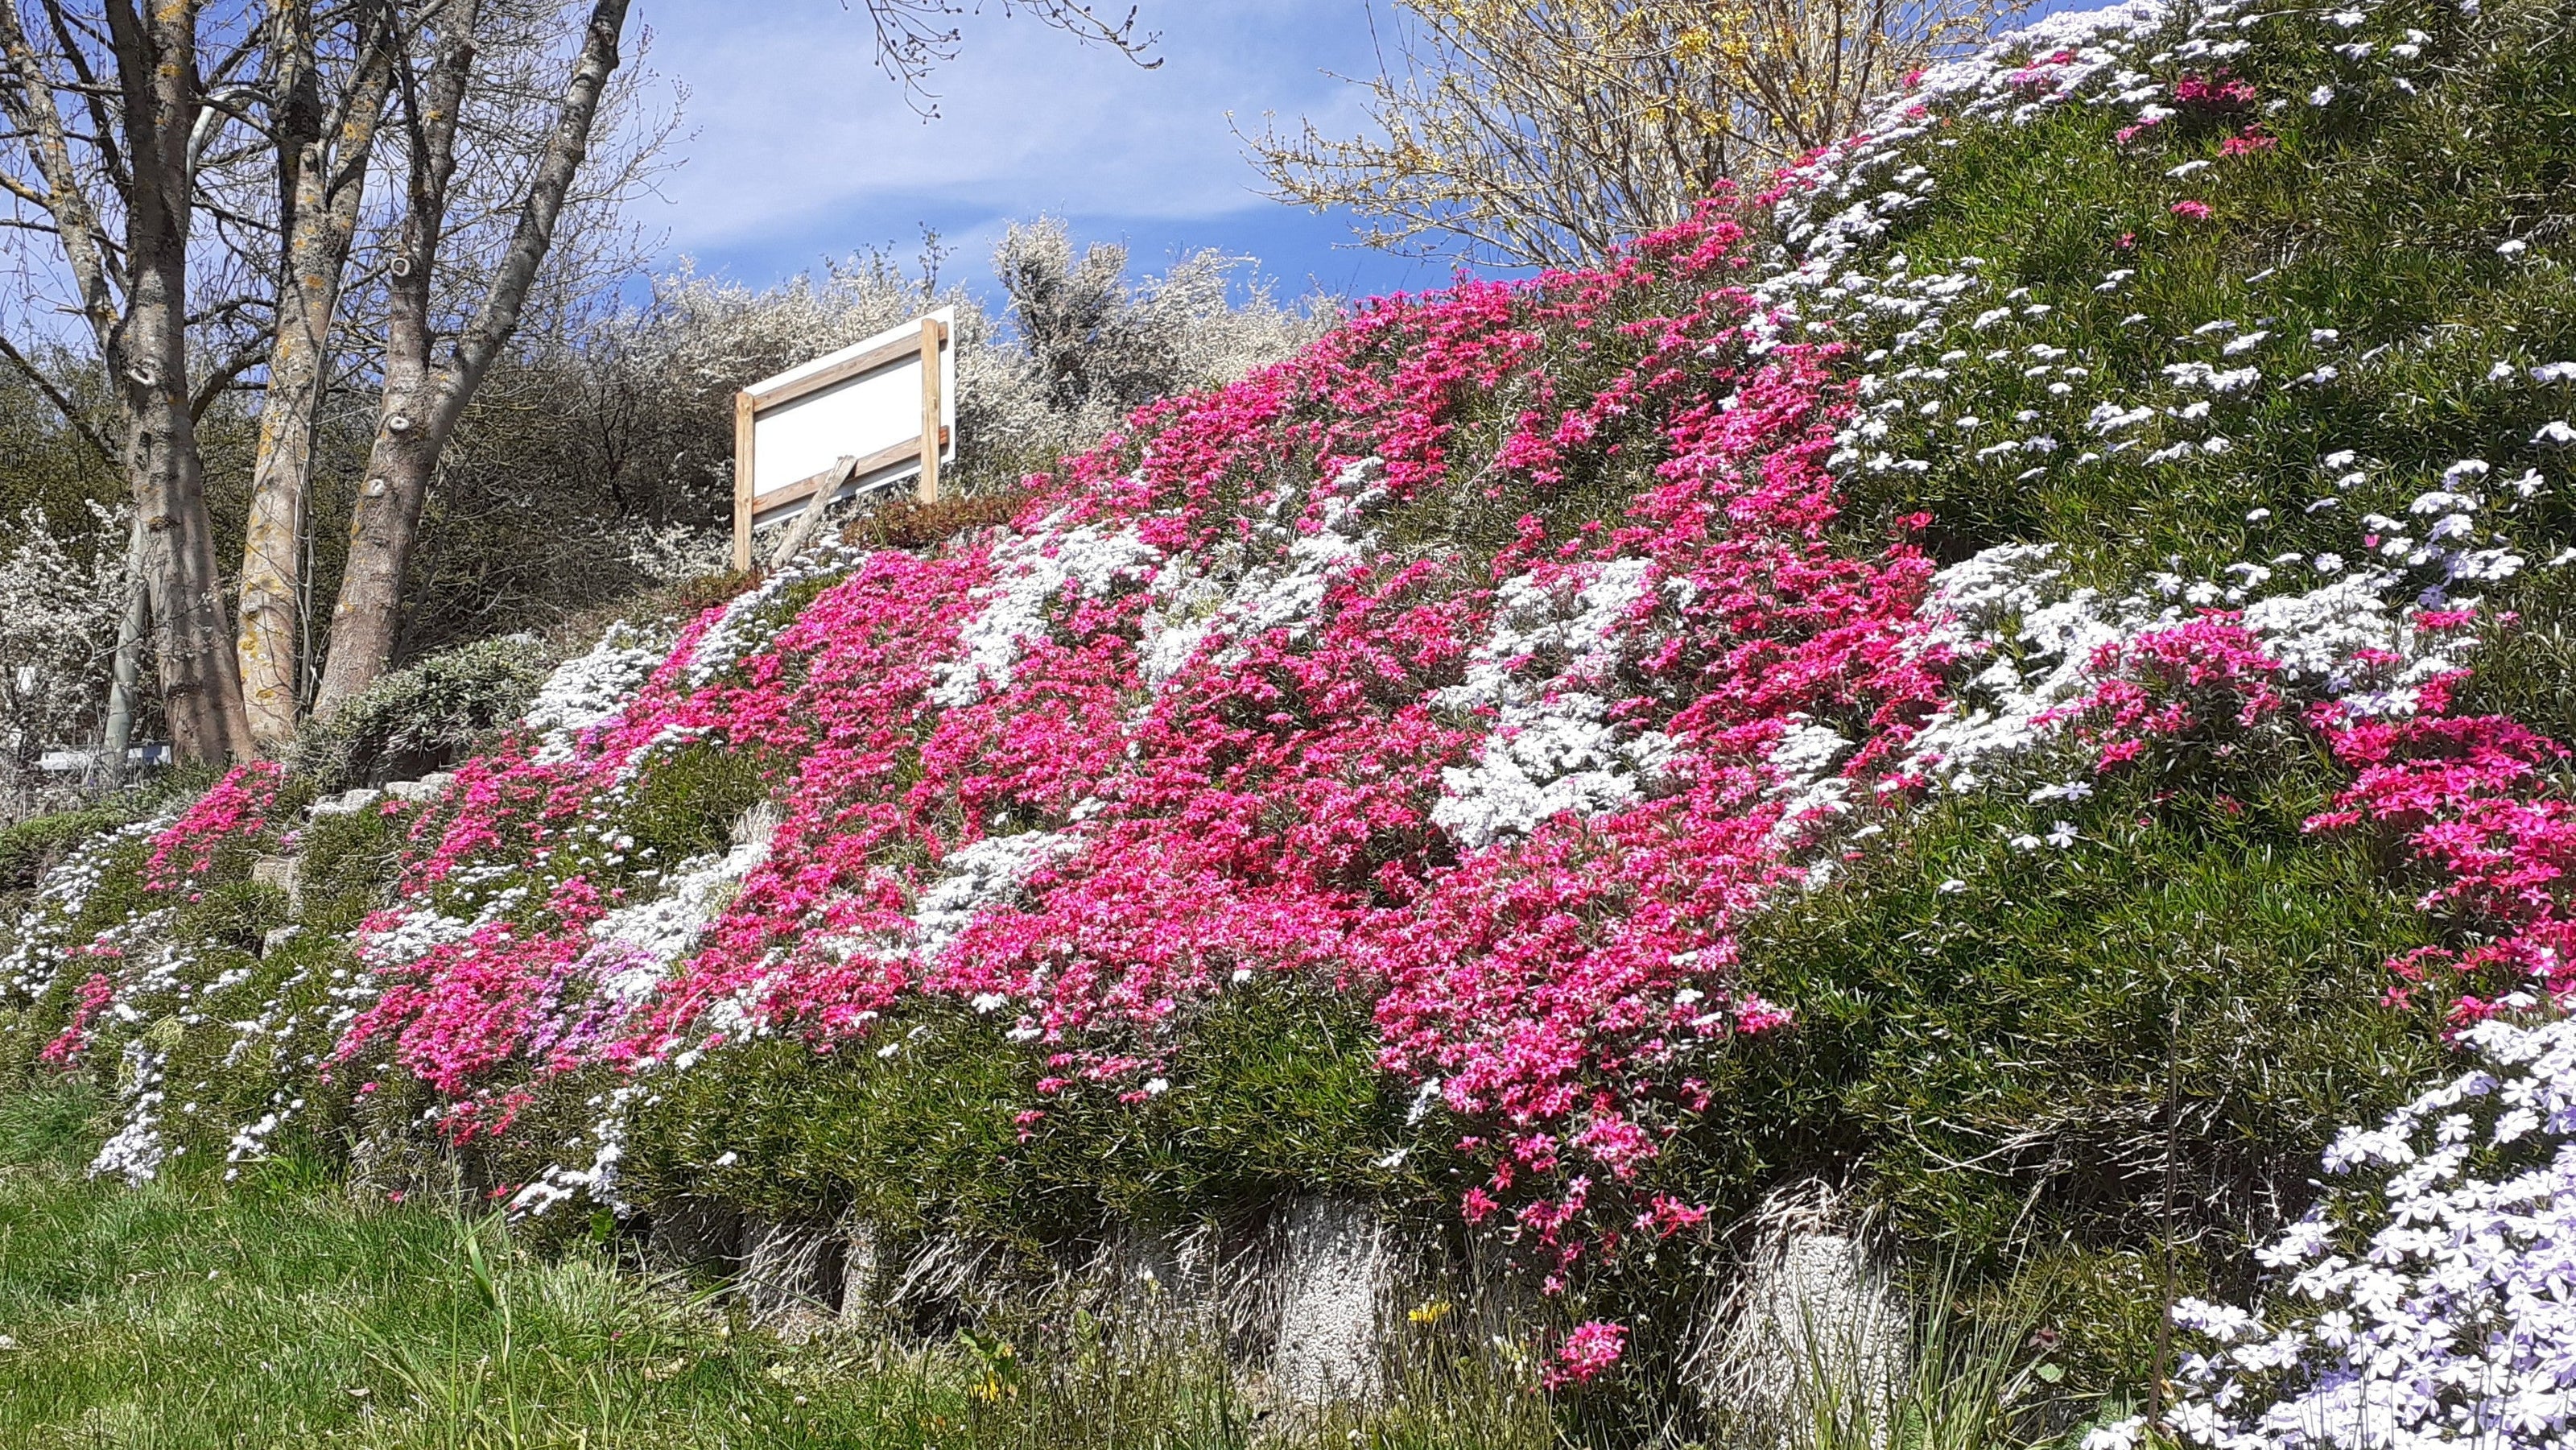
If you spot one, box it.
[0,504,130,816]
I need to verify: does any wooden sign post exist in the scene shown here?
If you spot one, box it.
[731,308,956,571]
[917,315,942,506]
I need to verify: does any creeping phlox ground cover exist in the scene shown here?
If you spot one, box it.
[9,0,2576,1411]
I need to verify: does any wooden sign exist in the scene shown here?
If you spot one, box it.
[732,306,956,570]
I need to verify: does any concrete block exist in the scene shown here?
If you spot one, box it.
[1694,1189,1910,1444]
[837,1221,883,1320]
[250,854,301,913]
[1269,1196,1393,1405]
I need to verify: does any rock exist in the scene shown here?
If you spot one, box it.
[1269,1196,1393,1405]
[384,772,455,803]
[250,854,301,913]
[308,787,382,817]
[1693,1187,1911,1445]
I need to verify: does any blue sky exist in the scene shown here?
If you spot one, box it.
[624,0,1467,308]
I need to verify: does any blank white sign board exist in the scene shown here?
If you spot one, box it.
[743,306,956,531]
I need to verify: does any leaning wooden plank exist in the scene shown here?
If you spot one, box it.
[768,456,858,568]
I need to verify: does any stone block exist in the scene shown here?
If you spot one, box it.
[1694,1189,1911,1444]
[250,854,301,913]
[1269,1196,1393,1405]
[837,1221,883,1320]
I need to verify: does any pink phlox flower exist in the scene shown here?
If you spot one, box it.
[1546,1320,1629,1386]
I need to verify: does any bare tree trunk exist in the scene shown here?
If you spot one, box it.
[0,0,254,762]
[109,0,255,762]
[100,512,147,783]
[239,2,396,746]
[315,0,633,717]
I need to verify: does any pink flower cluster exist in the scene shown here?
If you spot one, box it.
[308,175,2572,1316]
[2174,72,2258,108]
[1547,1319,1629,1387]
[2054,618,2290,771]
[2219,126,2278,157]
[2308,674,2576,1023]
[2044,613,2576,1029]
[144,761,284,890]
[38,971,113,1065]
[332,202,1955,1272]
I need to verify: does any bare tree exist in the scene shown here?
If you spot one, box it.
[311,0,639,717]
[236,0,397,746]
[0,0,262,761]
[845,0,1158,109]
[1245,0,2013,268]
[312,0,1162,713]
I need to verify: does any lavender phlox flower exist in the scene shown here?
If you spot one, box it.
[2169,1013,2576,1450]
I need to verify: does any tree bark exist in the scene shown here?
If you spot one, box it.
[314,0,633,717]
[238,2,397,746]
[0,0,257,762]
[107,0,255,761]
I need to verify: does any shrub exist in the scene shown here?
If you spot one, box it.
[287,636,555,793]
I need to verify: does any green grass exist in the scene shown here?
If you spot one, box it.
[0,1082,1557,1450]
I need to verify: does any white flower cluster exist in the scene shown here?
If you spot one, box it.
[917,829,1080,963]
[683,543,860,688]
[2133,1003,2576,1450]
[930,515,1162,708]
[523,622,668,763]
[507,1080,649,1218]
[0,816,163,999]
[585,816,778,1006]
[89,1043,168,1183]
[1431,559,1681,849]
[1135,457,1389,684]
[1901,515,2491,796]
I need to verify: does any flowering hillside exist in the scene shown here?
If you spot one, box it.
[9,0,2576,1425]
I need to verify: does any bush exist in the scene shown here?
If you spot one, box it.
[610,979,1418,1259]
[287,635,555,793]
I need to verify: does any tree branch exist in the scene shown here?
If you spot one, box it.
[0,328,117,465]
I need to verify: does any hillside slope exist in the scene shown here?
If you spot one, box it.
[9,0,2576,1425]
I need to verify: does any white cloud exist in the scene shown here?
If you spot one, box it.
[632,0,1378,257]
